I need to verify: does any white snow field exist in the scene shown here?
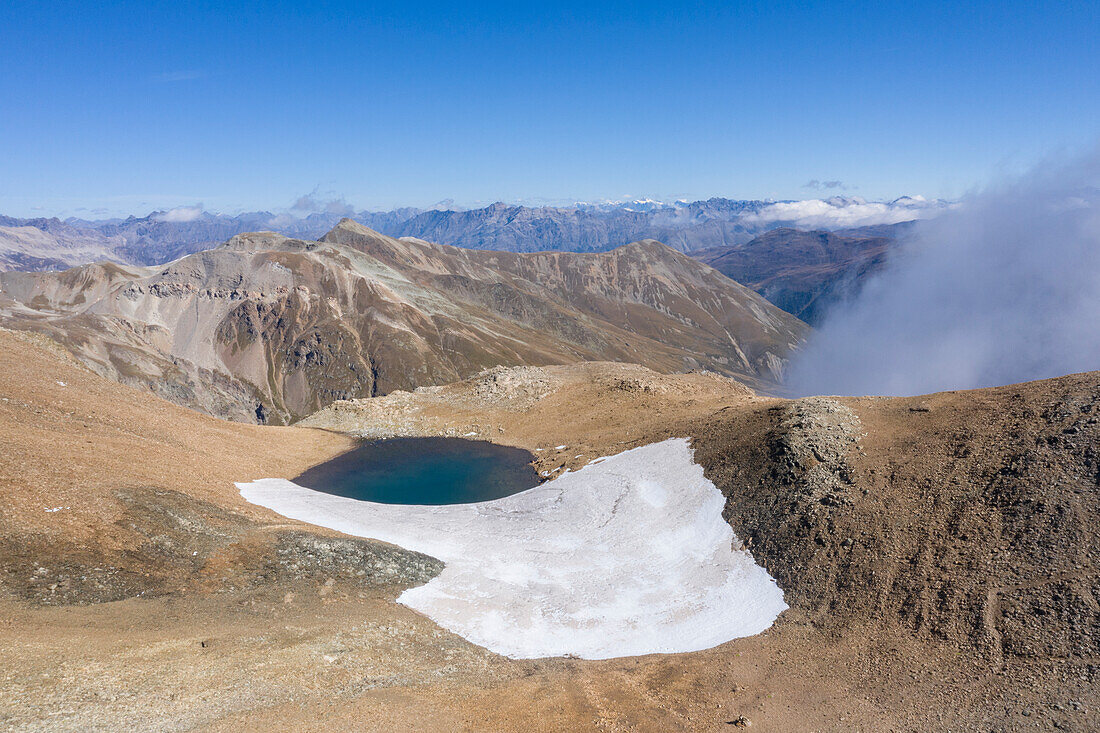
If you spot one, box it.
[237,438,787,660]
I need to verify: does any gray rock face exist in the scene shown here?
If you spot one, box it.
[768,397,864,509]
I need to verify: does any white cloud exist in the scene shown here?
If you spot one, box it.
[265,213,299,228]
[743,196,950,230]
[153,204,204,223]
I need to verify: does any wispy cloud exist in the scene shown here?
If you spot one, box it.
[803,179,851,191]
[289,187,356,216]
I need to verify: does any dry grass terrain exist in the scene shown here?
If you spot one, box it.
[2,327,1097,731]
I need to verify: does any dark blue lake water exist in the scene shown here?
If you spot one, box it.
[292,437,540,505]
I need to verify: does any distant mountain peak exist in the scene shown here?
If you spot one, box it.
[323,218,388,241]
[615,238,676,255]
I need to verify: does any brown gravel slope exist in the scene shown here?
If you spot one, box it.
[309,365,1100,731]
[688,381,1100,731]
[2,327,1099,731]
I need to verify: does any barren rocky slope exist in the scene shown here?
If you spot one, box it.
[2,328,1098,730]
[0,219,806,424]
[693,381,1100,668]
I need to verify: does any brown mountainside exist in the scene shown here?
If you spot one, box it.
[0,220,806,424]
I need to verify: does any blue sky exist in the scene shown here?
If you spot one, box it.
[2,0,1098,218]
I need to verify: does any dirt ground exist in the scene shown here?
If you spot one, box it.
[2,328,1097,731]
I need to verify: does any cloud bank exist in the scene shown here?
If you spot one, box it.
[788,150,1100,397]
[743,195,949,230]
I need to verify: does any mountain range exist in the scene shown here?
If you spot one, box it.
[0,197,934,329]
[0,195,944,269]
[0,220,806,424]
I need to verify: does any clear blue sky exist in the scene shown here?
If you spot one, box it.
[2,0,1098,218]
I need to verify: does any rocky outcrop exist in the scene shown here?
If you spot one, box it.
[0,486,443,606]
[693,375,1100,668]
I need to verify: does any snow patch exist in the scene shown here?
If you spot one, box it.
[238,438,787,660]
